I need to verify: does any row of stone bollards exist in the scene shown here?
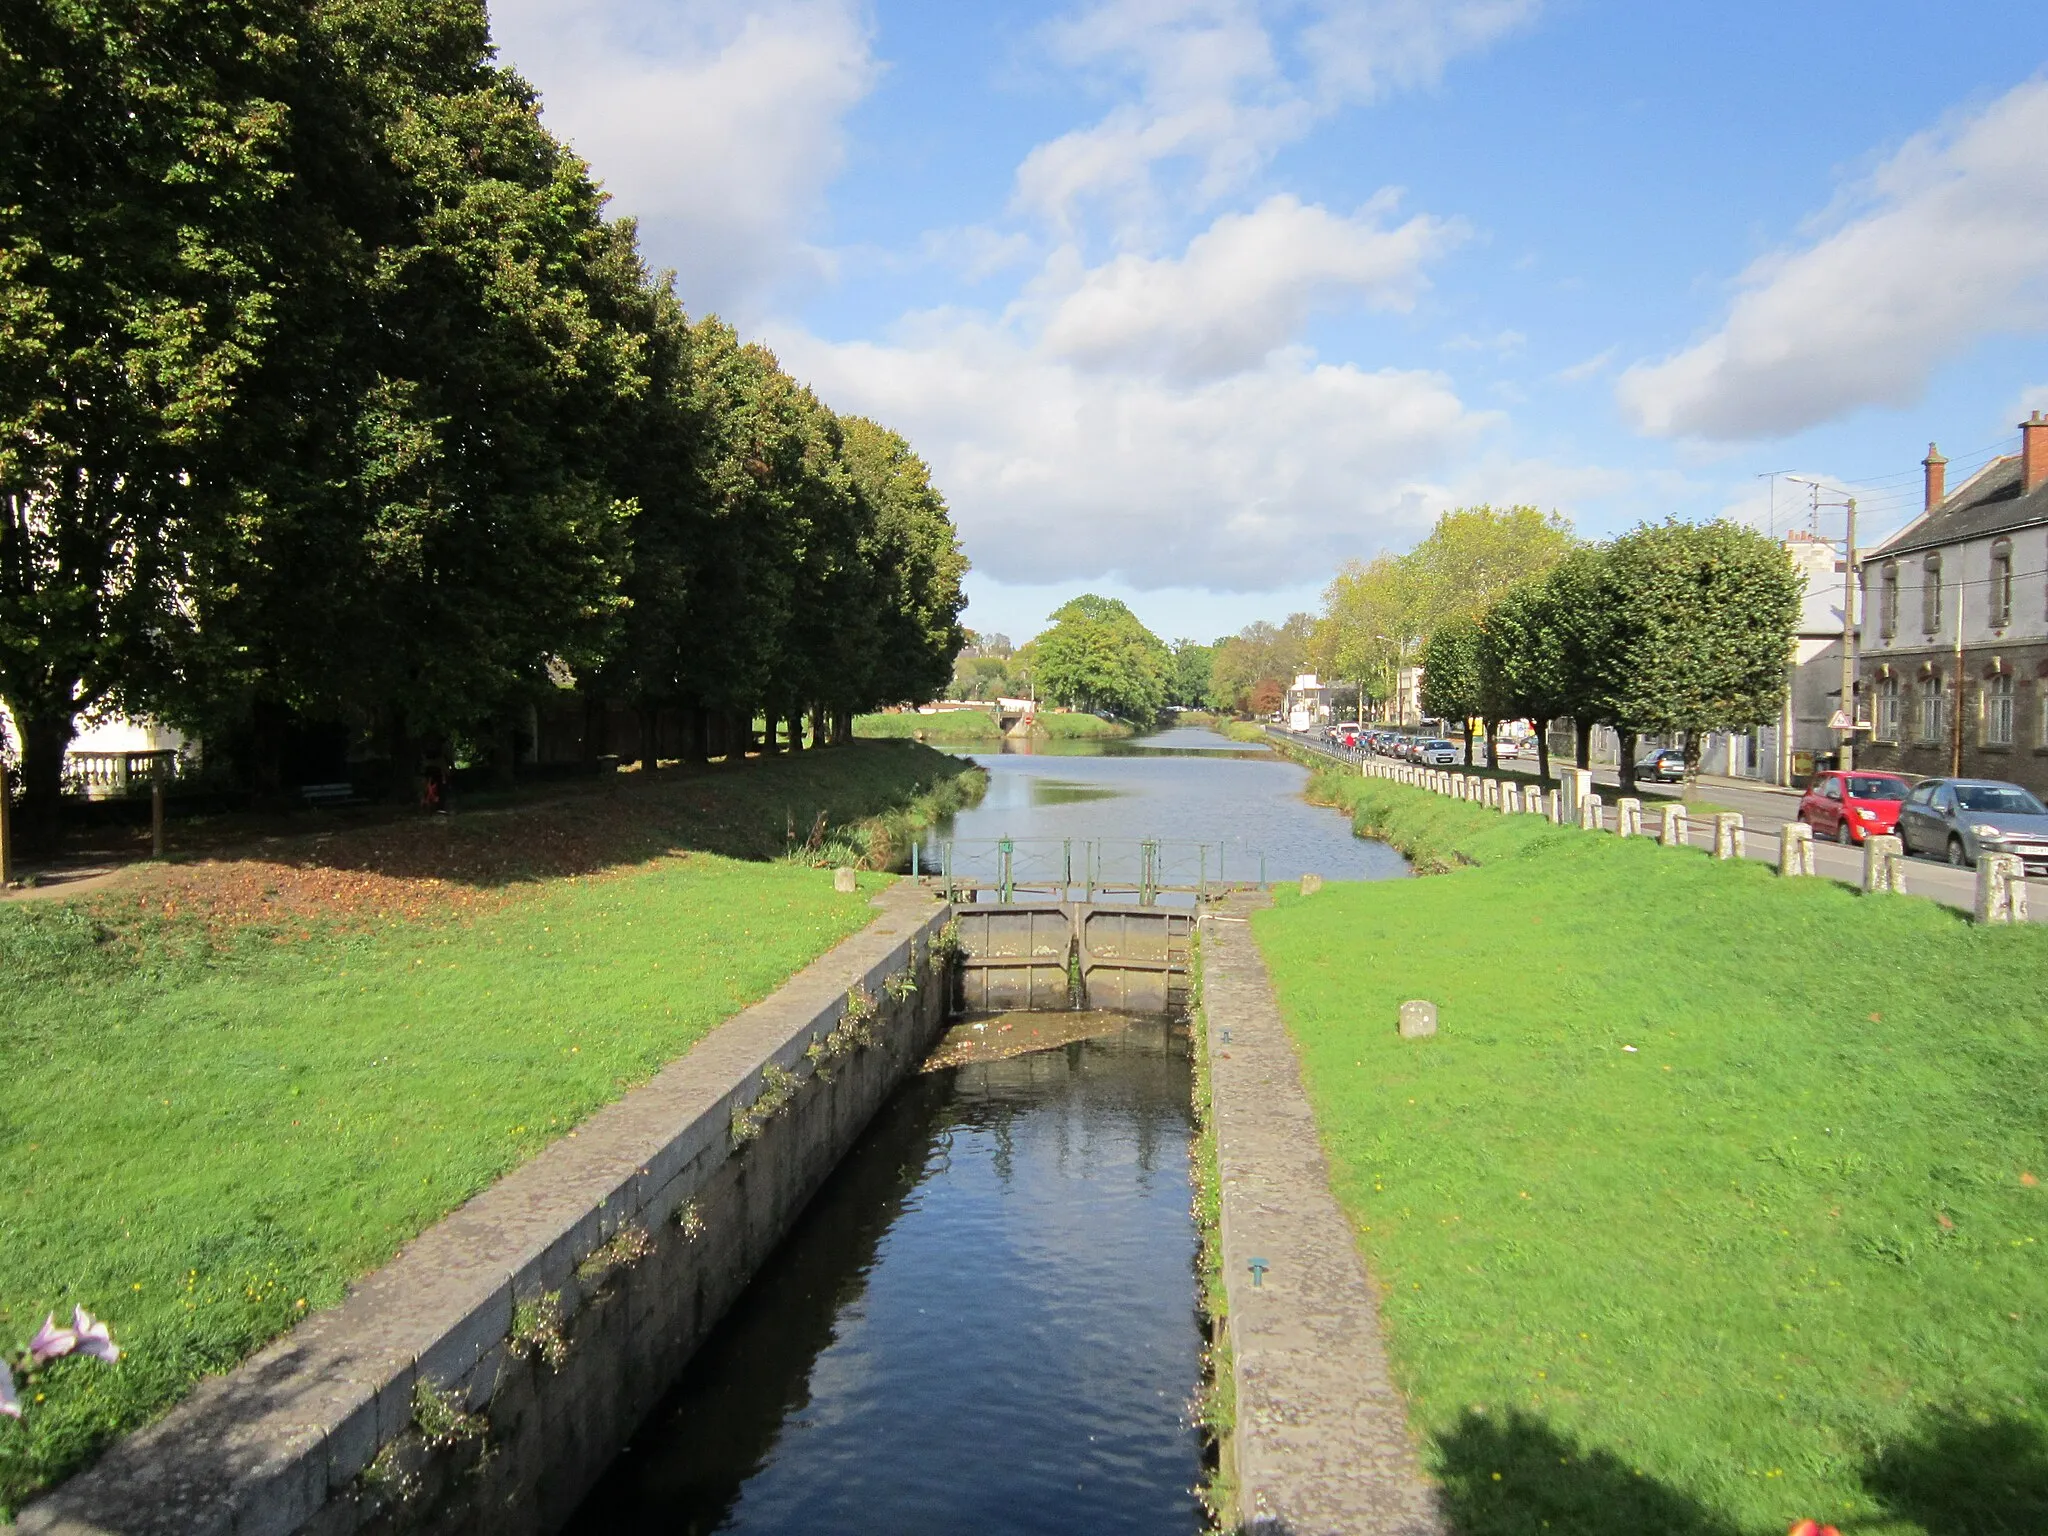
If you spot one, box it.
[1359,756,2029,925]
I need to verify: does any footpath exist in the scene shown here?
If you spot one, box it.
[1201,895,1442,1536]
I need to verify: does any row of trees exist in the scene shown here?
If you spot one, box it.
[1419,521,1801,787]
[0,0,966,839]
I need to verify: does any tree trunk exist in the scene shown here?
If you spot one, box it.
[834,706,853,746]
[638,706,658,773]
[1463,719,1475,767]
[1533,717,1552,787]
[490,716,519,791]
[682,704,709,763]
[1682,729,1702,785]
[15,711,75,852]
[1617,729,1638,794]
[810,702,828,749]
[1575,716,1593,770]
[1484,717,1500,769]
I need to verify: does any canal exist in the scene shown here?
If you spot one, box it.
[568,725,1393,1533]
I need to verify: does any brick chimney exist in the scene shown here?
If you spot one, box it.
[1922,442,1947,510]
[2024,411,2048,495]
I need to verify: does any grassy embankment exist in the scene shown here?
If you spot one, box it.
[853,709,1133,743]
[1254,770,2048,1536]
[0,742,982,1516]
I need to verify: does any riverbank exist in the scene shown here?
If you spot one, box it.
[1253,775,2048,1534]
[0,744,980,1516]
[853,709,1133,743]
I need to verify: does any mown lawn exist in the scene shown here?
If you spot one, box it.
[1254,775,2048,1536]
[0,745,975,1515]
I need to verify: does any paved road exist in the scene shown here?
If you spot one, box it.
[1273,729,2043,925]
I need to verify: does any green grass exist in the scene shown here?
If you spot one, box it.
[1253,775,2048,1536]
[853,709,1133,742]
[0,744,978,1515]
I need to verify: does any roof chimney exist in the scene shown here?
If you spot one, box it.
[1921,442,1947,510]
[2024,411,2048,496]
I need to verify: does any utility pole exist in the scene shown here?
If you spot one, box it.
[1839,496,1858,771]
[1756,469,1794,540]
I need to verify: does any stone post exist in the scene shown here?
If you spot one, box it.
[1615,797,1642,837]
[1398,1000,1438,1038]
[1863,834,1907,894]
[1579,792,1603,831]
[1300,873,1325,896]
[1777,822,1815,877]
[1528,788,1548,816]
[1561,767,1593,822]
[1545,788,1563,824]
[1658,804,1688,848]
[1974,853,2028,924]
[1713,812,1745,860]
[1502,782,1521,814]
[834,867,859,893]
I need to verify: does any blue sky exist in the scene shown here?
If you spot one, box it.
[488,0,2048,646]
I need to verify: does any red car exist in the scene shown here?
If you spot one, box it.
[1796,770,1912,844]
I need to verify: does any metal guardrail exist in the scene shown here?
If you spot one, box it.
[918,836,1267,904]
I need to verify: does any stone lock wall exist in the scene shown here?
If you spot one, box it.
[18,886,956,1536]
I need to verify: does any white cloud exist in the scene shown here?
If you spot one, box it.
[487,0,878,319]
[1619,76,2048,441]
[772,315,1490,592]
[1553,344,1616,382]
[1033,193,1464,380]
[1011,0,1535,234]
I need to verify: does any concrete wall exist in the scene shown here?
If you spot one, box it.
[17,885,955,1536]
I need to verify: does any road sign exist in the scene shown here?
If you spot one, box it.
[1827,711,1874,731]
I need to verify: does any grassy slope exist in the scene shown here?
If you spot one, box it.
[0,744,977,1514]
[1254,774,2048,1536]
[853,709,1132,742]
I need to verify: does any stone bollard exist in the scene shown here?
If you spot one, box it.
[1561,767,1593,823]
[1778,821,1815,877]
[1863,834,1907,894]
[1615,797,1642,837]
[1300,873,1324,896]
[1579,792,1603,831]
[1658,804,1688,848]
[834,867,859,893]
[1398,999,1438,1039]
[1527,788,1548,817]
[1502,782,1521,815]
[1975,853,2028,924]
[1545,788,1563,824]
[1712,812,1745,860]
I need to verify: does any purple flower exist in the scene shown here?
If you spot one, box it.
[28,1314,75,1365]
[69,1308,118,1364]
[0,1362,19,1419]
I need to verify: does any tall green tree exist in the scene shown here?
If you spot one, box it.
[1208,614,1313,713]
[1592,521,1800,788]
[1034,595,1169,721]
[1477,582,1570,781]
[1419,617,1484,763]
[1168,640,1215,709]
[0,0,311,836]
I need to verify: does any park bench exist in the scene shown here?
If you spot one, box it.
[299,782,359,808]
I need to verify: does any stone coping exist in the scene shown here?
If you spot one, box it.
[1202,898,1442,1536]
[16,883,948,1536]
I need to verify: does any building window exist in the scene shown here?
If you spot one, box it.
[1986,673,2015,747]
[1990,540,2013,629]
[1922,554,1943,634]
[1918,676,1946,743]
[1880,562,1898,638]
[1877,676,1901,742]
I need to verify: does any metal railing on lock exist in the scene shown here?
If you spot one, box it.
[916,837,1268,905]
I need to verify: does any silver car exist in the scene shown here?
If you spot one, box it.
[1895,778,2048,873]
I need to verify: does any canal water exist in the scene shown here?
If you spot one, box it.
[922,722,1408,886]
[567,1017,1202,1535]
[569,725,1395,1533]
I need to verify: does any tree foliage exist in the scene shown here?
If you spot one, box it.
[0,0,968,831]
[1209,614,1313,712]
[1033,595,1170,721]
[1419,617,1483,760]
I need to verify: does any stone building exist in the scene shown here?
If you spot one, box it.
[1856,413,2048,797]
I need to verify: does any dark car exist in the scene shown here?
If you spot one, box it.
[1636,748,1685,783]
[1895,778,2048,872]
[1796,770,1911,845]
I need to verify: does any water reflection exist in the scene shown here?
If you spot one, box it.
[929,724,1407,884]
[568,1021,1203,1536]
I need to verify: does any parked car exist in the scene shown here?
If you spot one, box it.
[1636,748,1686,783]
[1895,778,2048,872]
[1796,770,1911,845]
[1417,738,1458,766]
[1337,724,1362,749]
